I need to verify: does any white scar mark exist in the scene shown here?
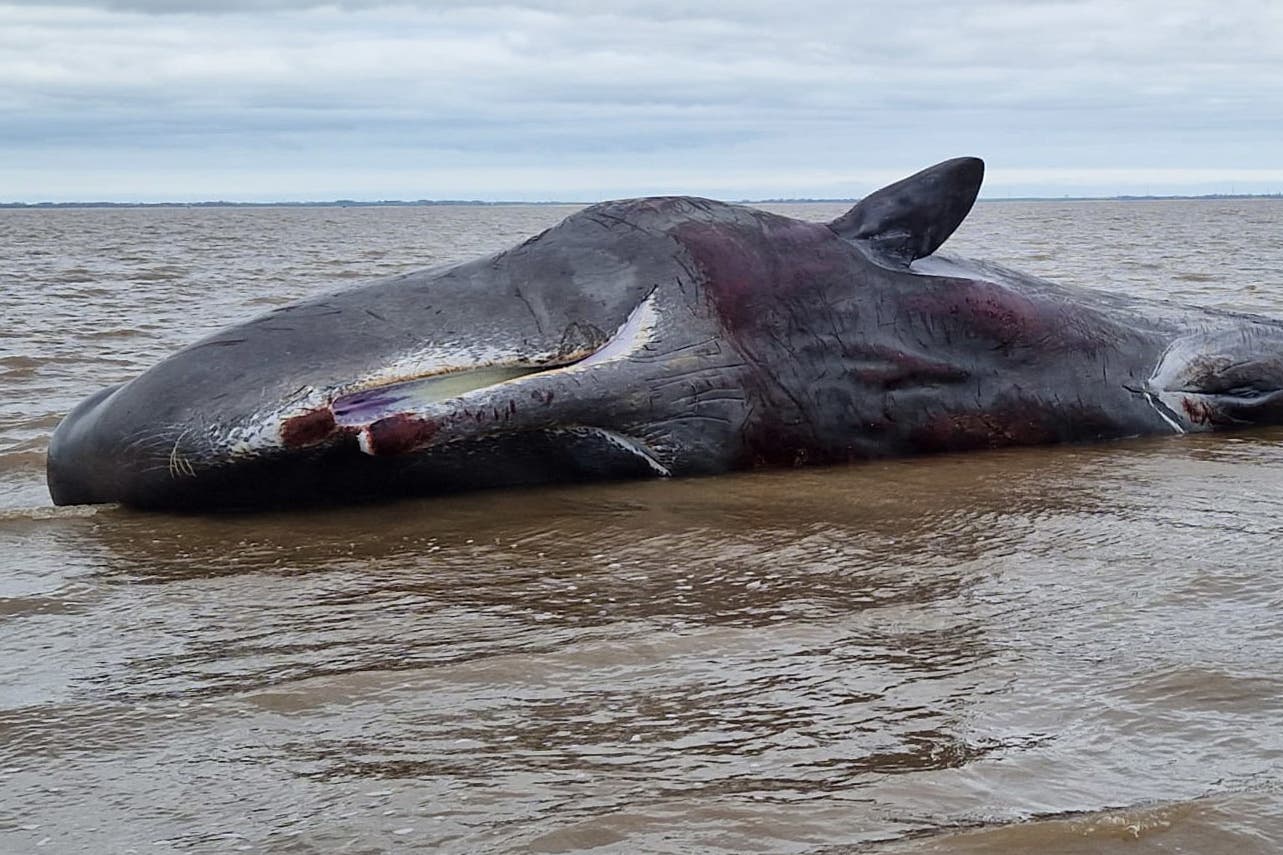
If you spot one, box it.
[1144,392,1187,434]
[168,429,197,478]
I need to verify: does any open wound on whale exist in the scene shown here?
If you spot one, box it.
[323,290,661,454]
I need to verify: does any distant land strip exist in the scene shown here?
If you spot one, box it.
[2,194,1282,209]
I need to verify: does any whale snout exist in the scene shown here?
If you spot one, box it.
[47,377,255,509]
[47,383,129,505]
[46,378,356,510]
[46,380,222,508]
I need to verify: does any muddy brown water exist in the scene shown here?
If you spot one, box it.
[2,200,1283,853]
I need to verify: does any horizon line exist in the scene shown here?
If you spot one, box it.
[3,193,1283,209]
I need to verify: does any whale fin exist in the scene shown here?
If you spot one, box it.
[829,157,984,267]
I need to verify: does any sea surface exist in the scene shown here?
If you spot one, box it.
[2,198,1283,854]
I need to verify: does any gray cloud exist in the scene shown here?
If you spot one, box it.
[2,0,1281,200]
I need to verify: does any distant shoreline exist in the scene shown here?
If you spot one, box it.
[2,194,1281,210]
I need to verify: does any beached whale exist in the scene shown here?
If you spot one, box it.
[47,157,1283,509]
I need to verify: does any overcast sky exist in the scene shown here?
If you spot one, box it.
[3,0,1282,201]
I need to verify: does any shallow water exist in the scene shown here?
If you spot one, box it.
[2,199,1283,853]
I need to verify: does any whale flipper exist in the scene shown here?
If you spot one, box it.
[829,156,984,267]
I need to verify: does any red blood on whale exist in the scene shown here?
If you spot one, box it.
[280,408,337,448]
[364,414,441,456]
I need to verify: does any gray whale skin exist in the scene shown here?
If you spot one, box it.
[47,157,1283,510]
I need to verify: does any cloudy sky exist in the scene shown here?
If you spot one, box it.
[3,0,1282,201]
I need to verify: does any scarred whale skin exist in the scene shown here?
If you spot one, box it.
[46,157,1283,509]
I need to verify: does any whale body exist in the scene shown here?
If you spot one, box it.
[47,157,1283,509]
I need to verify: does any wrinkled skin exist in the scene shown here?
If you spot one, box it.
[47,157,1283,510]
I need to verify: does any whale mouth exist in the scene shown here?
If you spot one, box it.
[320,360,673,476]
[331,365,554,428]
[269,359,581,454]
[276,289,663,459]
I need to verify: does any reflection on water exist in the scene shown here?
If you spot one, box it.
[2,201,1283,852]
